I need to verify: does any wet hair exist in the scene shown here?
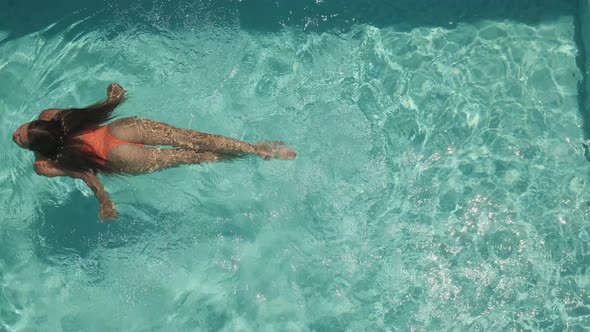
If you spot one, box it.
[28,98,126,174]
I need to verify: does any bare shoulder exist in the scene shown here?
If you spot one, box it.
[33,158,50,176]
[34,152,55,175]
[38,108,63,121]
[33,158,72,178]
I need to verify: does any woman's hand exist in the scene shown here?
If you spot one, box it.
[107,83,125,102]
[78,171,118,221]
[99,201,118,221]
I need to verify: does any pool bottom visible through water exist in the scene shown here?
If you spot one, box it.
[1,1,590,331]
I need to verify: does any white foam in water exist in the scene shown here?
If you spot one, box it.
[1,2,589,331]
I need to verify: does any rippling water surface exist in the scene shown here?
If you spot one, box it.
[1,0,590,330]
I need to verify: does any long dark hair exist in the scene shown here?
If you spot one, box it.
[29,98,126,174]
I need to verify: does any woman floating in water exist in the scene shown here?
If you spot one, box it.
[12,84,296,220]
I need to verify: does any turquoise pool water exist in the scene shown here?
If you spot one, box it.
[1,0,590,330]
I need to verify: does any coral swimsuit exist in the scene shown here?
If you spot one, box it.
[78,126,144,165]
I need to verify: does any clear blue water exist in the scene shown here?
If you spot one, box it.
[1,0,590,330]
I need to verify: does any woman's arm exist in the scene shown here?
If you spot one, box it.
[34,160,118,220]
[38,109,63,121]
[36,83,125,121]
[80,172,118,220]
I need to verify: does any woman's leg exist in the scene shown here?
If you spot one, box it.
[108,117,296,160]
[108,144,234,175]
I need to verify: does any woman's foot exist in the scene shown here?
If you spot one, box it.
[107,83,125,102]
[256,141,297,160]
